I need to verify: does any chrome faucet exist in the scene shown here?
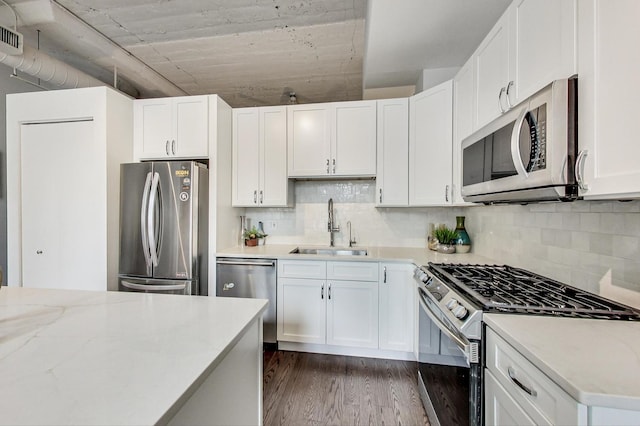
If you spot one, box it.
[327,198,340,247]
[347,221,357,247]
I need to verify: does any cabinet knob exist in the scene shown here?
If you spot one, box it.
[36,250,43,254]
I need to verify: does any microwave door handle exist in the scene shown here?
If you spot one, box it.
[511,107,529,178]
[140,172,153,269]
[148,172,161,267]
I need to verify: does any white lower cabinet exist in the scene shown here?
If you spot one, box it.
[378,263,414,352]
[277,260,379,349]
[485,327,587,425]
[485,369,537,426]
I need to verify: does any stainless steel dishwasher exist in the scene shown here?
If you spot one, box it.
[216,258,277,345]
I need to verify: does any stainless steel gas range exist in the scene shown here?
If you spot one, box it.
[414,263,640,426]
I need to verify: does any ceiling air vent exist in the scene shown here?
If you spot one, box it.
[0,25,22,55]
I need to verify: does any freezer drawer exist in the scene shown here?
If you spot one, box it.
[216,258,276,343]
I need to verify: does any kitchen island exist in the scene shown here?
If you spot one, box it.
[0,287,267,425]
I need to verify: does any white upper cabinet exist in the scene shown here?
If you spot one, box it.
[509,0,576,105]
[474,9,511,130]
[472,0,576,130]
[134,95,209,160]
[452,58,474,205]
[409,80,454,206]
[576,0,640,199]
[288,100,376,178]
[376,98,409,207]
[232,106,290,207]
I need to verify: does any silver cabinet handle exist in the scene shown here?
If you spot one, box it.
[383,266,387,283]
[328,283,332,299]
[379,188,382,203]
[508,367,537,397]
[253,190,257,204]
[326,159,330,174]
[575,149,589,191]
[171,139,176,155]
[321,283,324,299]
[505,80,515,109]
[332,158,336,174]
[259,190,263,204]
[445,185,450,202]
[216,260,275,267]
[165,140,170,156]
[498,87,507,113]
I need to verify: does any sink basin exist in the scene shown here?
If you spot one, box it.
[289,247,368,256]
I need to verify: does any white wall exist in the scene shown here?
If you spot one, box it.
[0,66,42,282]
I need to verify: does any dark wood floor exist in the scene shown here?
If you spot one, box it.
[263,350,430,426]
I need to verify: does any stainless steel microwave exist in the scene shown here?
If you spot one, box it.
[461,77,577,204]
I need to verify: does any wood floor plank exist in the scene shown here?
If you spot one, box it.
[264,350,430,426]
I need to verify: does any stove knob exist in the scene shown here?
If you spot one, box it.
[446,299,459,310]
[452,305,468,320]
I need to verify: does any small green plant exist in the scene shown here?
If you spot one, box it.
[433,225,459,245]
[243,226,266,240]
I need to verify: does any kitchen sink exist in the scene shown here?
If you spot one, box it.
[289,247,368,256]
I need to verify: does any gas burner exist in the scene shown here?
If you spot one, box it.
[427,263,640,320]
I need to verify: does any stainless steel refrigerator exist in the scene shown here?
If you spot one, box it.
[118,161,208,295]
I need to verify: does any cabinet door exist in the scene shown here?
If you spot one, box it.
[452,59,475,205]
[378,263,414,352]
[578,0,640,199]
[409,80,454,206]
[475,9,510,129]
[376,98,409,206]
[173,96,209,158]
[21,120,106,291]
[260,106,289,206]
[510,0,576,105]
[332,100,377,176]
[135,99,172,159]
[287,104,331,177]
[326,280,379,348]
[232,108,260,206]
[485,370,537,426]
[277,278,326,344]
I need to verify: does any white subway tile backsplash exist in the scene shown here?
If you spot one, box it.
[243,181,640,308]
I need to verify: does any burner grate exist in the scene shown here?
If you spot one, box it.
[428,263,640,320]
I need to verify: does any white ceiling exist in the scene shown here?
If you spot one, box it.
[3,0,510,107]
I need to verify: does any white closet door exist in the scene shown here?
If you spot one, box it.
[21,120,106,290]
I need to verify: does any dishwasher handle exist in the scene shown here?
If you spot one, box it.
[216,259,275,267]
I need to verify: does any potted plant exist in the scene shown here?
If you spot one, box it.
[243,226,266,247]
[433,225,459,254]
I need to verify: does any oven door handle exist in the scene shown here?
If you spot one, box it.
[418,287,474,363]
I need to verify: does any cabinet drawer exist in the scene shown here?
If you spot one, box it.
[327,261,378,282]
[278,260,325,279]
[485,327,585,425]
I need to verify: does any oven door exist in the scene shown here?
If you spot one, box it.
[417,286,482,426]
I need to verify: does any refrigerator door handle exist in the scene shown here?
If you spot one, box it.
[121,280,186,292]
[140,172,153,268]
[148,172,161,267]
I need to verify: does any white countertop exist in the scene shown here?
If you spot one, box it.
[485,314,640,411]
[0,287,267,425]
[217,243,495,266]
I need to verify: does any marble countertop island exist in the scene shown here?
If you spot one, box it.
[0,287,267,425]
[485,314,640,411]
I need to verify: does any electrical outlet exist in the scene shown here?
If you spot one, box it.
[269,221,277,230]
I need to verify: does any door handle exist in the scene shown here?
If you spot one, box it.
[332,158,336,174]
[510,107,530,178]
[326,159,330,174]
[498,87,507,113]
[383,266,387,283]
[140,172,153,268]
[148,172,161,267]
[121,280,186,292]
[505,80,515,109]
[328,283,332,299]
[259,190,263,204]
[379,188,382,203]
[445,185,450,202]
[171,139,176,155]
[508,367,537,397]
[165,140,170,156]
[575,149,589,191]
[321,283,324,299]
[253,190,257,204]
